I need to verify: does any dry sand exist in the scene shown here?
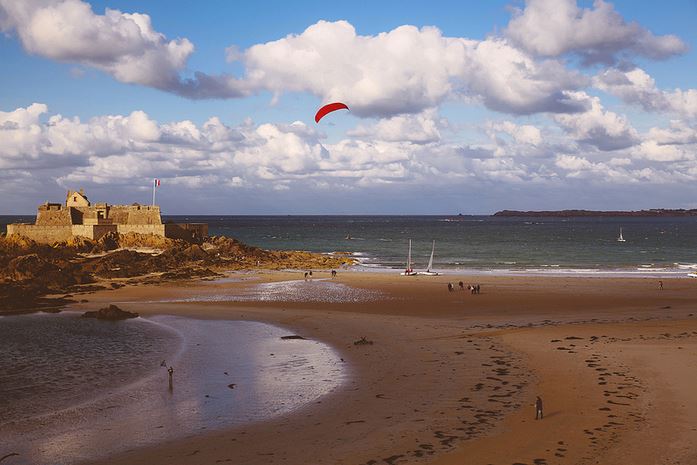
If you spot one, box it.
[61,272,697,464]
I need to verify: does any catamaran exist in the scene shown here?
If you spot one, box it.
[418,240,439,276]
[617,227,626,242]
[401,239,418,276]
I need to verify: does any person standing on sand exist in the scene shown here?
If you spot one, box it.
[448,283,454,292]
[659,280,663,290]
[168,366,174,390]
[535,396,543,419]
[459,281,464,291]
[476,284,481,294]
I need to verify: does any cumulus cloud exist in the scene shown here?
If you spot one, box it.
[347,109,443,144]
[0,0,211,94]
[237,21,587,116]
[0,2,587,116]
[594,68,697,118]
[553,92,638,150]
[646,121,697,146]
[506,0,687,64]
[4,103,697,213]
[486,121,543,147]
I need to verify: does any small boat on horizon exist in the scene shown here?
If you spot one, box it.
[418,240,439,276]
[617,227,626,242]
[401,239,417,276]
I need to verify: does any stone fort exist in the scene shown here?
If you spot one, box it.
[7,189,208,243]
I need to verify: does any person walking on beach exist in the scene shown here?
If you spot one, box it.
[448,283,454,292]
[331,270,337,278]
[458,281,464,291]
[535,396,543,420]
[659,280,663,290]
[304,272,308,280]
[471,285,476,295]
[476,284,481,294]
[168,366,174,390]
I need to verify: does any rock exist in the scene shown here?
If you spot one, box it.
[182,244,208,260]
[97,231,120,251]
[82,304,139,320]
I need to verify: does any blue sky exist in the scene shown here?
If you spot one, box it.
[1,0,697,214]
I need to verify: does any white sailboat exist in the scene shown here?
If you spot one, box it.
[418,240,439,276]
[400,239,417,276]
[617,227,626,242]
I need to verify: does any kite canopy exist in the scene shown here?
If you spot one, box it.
[315,102,349,123]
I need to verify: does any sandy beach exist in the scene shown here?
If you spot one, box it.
[20,271,689,465]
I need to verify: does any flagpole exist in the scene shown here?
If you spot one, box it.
[152,179,156,206]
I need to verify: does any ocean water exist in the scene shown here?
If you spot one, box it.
[3,215,697,275]
[0,313,344,465]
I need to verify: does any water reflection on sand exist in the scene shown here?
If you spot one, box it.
[1,315,345,465]
[152,278,387,304]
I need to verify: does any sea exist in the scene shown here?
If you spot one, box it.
[3,215,697,276]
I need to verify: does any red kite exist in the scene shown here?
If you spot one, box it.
[315,102,349,123]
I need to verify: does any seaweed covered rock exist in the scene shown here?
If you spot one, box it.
[83,304,139,320]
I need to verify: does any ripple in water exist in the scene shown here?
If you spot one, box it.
[0,312,180,423]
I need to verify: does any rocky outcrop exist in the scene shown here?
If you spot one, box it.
[82,304,139,320]
[0,232,353,314]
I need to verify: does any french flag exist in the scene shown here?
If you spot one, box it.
[154,178,160,187]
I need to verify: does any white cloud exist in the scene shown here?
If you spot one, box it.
[0,3,588,116]
[4,103,697,214]
[0,0,198,93]
[506,0,686,64]
[594,68,697,118]
[646,120,697,146]
[554,92,638,151]
[237,21,587,116]
[347,109,443,144]
[486,121,543,147]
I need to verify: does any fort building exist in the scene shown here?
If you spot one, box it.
[7,189,208,243]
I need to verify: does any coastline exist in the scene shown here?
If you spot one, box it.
[44,270,697,465]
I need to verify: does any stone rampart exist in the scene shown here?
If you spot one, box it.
[164,223,208,241]
[71,225,117,240]
[6,224,73,243]
[35,206,72,226]
[117,224,166,236]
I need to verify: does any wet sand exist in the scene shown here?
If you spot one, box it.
[17,271,697,465]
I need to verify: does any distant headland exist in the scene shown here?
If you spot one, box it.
[492,209,697,217]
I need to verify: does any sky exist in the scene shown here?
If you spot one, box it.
[1,0,697,214]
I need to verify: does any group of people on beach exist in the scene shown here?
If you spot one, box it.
[303,270,338,280]
[448,282,481,294]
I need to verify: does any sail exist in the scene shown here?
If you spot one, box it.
[406,239,412,271]
[427,240,435,271]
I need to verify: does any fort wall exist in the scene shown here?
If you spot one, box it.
[117,224,166,236]
[71,225,118,240]
[7,224,73,243]
[36,205,72,226]
[164,223,208,241]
